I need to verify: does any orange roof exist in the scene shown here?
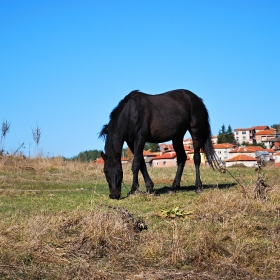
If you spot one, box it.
[121,157,129,161]
[256,130,275,135]
[153,152,177,160]
[94,157,104,164]
[226,154,257,162]
[213,143,234,149]
[230,146,263,153]
[274,151,280,156]
[184,145,191,151]
[251,125,269,130]
[275,162,280,167]
[143,150,159,156]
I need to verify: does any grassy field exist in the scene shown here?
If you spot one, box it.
[0,156,280,279]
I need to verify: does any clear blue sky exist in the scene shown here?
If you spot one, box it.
[1,1,279,158]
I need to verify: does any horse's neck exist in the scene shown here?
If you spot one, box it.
[106,129,124,154]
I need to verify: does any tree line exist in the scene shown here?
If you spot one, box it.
[70,143,160,162]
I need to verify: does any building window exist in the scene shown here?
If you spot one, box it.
[163,161,166,165]
[242,131,246,134]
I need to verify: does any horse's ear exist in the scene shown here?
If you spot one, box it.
[101,152,107,161]
[115,153,121,160]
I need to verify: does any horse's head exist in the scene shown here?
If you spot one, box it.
[101,151,123,199]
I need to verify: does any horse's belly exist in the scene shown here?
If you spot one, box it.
[149,119,187,142]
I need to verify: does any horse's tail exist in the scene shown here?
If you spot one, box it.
[201,107,219,170]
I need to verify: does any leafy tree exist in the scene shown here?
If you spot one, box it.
[144,142,160,152]
[72,149,102,162]
[125,147,134,160]
[217,124,226,143]
[271,124,280,132]
[217,124,235,144]
[242,141,266,149]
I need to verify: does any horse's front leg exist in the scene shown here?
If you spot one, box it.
[130,158,140,194]
[139,157,154,193]
[129,138,145,194]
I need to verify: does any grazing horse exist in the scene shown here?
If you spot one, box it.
[99,89,216,199]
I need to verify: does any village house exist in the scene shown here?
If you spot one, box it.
[234,125,280,148]
[151,152,177,167]
[211,135,218,144]
[186,149,207,165]
[143,149,160,166]
[273,151,280,163]
[229,146,264,159]
[234,127,255,144]
[213,143,235,161]
[183,137,193,149]
[225,154,258,167]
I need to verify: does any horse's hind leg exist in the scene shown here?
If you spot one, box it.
[192,137,203,193]
[171,138,186,190]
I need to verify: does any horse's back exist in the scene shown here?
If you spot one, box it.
[121,90,202,142]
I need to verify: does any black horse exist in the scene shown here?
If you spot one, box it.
[99,89,216,199]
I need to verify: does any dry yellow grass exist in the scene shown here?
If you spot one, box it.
[0,156,280,279]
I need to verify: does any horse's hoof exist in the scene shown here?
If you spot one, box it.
[168,188,177,194]
[128,190,137,196]
[195,188,203,194]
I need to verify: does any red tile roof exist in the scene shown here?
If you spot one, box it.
[234,125,271,132]
[263,149,274,153]
[152,152,177,160]
[275,162,280,167]
[251,125,269,130]
[255,130,275,135]
[230,146,263,153]
[226,155,257,162]
[143,150,160,156]
[213,143,235,149]
[184,145,192,151]
[94,157,104,164]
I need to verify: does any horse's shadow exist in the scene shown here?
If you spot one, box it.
[122,183,237,199]
[153,183,237,195]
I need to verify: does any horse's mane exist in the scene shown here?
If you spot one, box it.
[110,90,140,121]
[99,90,140,140]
